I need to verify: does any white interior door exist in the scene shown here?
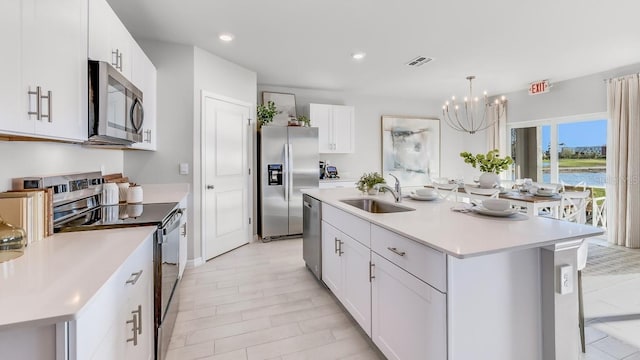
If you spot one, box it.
[203,94,250,260]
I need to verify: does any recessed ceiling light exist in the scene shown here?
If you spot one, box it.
[219,33,234,42]
[351,52,366,60]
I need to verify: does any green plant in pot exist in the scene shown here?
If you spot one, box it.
[296,115,311,127]
[460,149,513,188]
[356,172,386,194]
[257,101,280,127]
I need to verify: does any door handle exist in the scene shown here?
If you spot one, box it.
[206,185,215,189]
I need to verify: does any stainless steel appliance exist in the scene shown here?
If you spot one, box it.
[15,172,180,360]
[259,127,319,239]
[86,60,144,146]
[302,194,321,280]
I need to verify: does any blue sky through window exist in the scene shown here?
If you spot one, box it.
[541,119,607,150]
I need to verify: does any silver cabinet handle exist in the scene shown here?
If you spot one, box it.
[28,86,42,120]
[181,222,187,237]
[387,247,406,256]
[206,185,215,190]
[118,51,123,71]
[334,237,339,254]
[132,304,142,335]
[112,49,119,67]
[41,90,52,122]
[126,270,143,285]
[145,129,152,143]
[369,261,375,281]
[126,312,138,345]
[338,240,344,256]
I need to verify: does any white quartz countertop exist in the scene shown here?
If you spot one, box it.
[303,188,605,259]
[141,183,189,204]
[0,226,156,330]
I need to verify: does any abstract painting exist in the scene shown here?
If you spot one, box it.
[262,92,297,126]
[381,116,440,187]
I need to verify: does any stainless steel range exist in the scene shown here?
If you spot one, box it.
[13,172,182,360]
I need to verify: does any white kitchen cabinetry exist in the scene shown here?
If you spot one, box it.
[88,0,132,79]
[178,198,188,278]
[371,252,447,360]
[321,222,372,335]
[72,233,153,360]
[130,44,157,151]
[308,103,355,153]
[0,0,87,142]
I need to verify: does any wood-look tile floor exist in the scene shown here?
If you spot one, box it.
[167,238,383,360]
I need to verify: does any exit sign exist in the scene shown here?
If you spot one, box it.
[529,80,550,95]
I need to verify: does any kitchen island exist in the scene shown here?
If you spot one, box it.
[303,188,604,360]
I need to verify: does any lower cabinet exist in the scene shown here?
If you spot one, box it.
[72,233,154,360]
[371,253,447,360]
[321,221,371,335]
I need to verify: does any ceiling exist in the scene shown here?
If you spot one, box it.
[107,0,640,101]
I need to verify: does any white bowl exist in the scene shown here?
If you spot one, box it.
[415,188,436,197]
[482,198,511,211]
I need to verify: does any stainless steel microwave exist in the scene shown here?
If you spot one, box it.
[86,60,143,145]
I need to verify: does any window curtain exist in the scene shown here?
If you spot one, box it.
[607,74,640,248]
[486,102,508,177]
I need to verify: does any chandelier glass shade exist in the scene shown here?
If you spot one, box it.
[442,76,506,134]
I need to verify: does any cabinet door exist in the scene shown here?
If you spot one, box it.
[130,43,157,151]
[87,0,112,63]
[309,104,333,153]
[371,253,447,360]
[178,203,188,278]
[321,222,342,297]
[341,235,372,336]
[331,105,355,153]
[0,1,30,135]
[22,0,87,141]
[124,241,154,360]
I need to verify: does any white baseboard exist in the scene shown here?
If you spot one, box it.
[186,257,204,268]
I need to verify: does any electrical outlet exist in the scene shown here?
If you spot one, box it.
[558,265,573,295]
[179,163,189,175]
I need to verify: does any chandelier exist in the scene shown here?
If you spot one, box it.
[442,76,506,134]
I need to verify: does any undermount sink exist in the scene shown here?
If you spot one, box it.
[340,198,415,213]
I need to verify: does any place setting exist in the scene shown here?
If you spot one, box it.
[451,198,529,221]
[407,188,439,201]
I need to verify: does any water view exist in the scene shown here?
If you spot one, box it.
[542,172,606,187]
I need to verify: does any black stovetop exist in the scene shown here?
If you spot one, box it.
[54,202,179,233]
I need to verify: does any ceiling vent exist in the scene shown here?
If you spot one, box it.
[406,56,433,67]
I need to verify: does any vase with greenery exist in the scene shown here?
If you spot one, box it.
[257,101,280,127]
[460,149,514,188]
[356,172,386,194]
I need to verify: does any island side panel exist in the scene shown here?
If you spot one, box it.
[541,242,581,360]
[447,248,542,360]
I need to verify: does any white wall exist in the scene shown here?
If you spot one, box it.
[0,141,122,191]
[124,40,256,263]
[506,62,640,124]
[257,85,485,183]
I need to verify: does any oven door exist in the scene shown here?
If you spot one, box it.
[156,209,182,360]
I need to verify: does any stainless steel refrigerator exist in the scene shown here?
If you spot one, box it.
[259,126,319,239]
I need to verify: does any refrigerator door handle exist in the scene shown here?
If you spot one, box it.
[288,144,293,200]
[284,143,289,202]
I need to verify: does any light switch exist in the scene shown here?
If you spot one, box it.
[179,163,189,175]
[558,265,574,295]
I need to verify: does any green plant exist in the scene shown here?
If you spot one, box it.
[356,172,386,193]
[460,149,514,174]
[257,101,280,127]
[296,115,311,127]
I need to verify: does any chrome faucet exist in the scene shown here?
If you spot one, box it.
[373,174,402,203]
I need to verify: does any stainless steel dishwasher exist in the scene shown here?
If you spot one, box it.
[302,194,321,280]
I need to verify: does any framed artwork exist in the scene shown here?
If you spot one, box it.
[262,92,297,126]
[381,116,440,187]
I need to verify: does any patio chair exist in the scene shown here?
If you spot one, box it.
[432,181,458,201]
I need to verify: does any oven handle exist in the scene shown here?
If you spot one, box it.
[161,209,184,240]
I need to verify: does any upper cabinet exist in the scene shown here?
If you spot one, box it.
[307,103,355,154]
[0,0,88,142]
[89,0,157,151]
[88,0,133,79]
[130,44,157,151]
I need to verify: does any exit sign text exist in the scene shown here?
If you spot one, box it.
[529,80,550,95]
